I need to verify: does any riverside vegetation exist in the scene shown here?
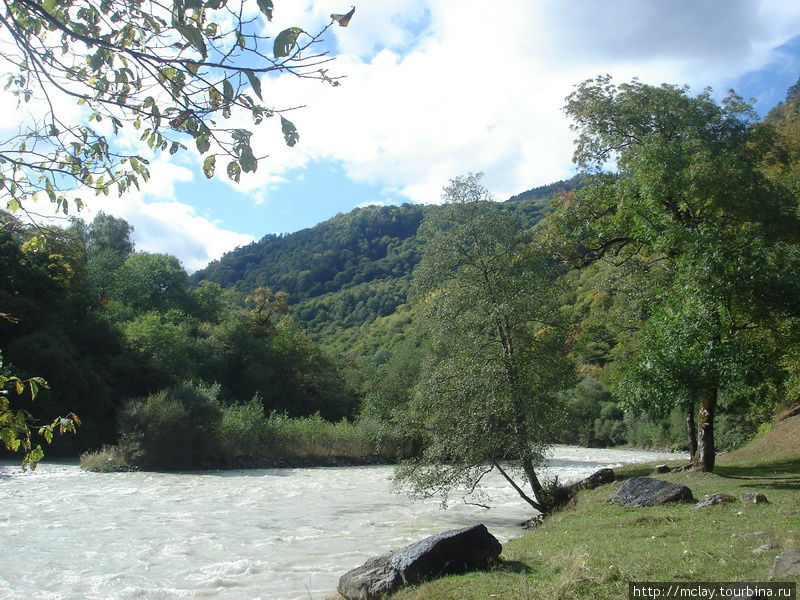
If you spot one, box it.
[0,77,798,517]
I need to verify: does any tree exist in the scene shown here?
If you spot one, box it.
[0,0,349,214]
[553,76,800,471]
[394,174,574,513]
[112,251,192,312]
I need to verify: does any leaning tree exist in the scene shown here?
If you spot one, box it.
[395,173,575,512]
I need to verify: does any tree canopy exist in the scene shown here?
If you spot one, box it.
[552,76,800,471]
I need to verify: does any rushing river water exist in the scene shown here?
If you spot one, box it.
[0,446,676,600]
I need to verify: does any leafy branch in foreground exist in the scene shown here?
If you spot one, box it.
[0,349,79,469]
[0,0,350,213]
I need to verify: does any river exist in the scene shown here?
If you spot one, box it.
[0,446,676,600]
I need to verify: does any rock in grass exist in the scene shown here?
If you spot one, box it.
[338,524,502,600]
[692,493,734,510]
[570,468,616,491]
[741,492,768,504]
[768,549,800,578]
[653,464,671,474]
[607,477,694,508]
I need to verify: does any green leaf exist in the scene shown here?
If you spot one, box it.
[257,0,273,21]
[244,70,262,100]
[222,78,234,103]
[209,86,221,109]
[239,145,257,173]
[202,155,216,178]
[195,134,211,154]
[280,116,299,147]
[226,160,241,183]
[273,27,303,58]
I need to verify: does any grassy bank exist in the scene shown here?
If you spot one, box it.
[348,411,800,599]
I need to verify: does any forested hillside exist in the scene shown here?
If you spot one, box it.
[193,179,566,349]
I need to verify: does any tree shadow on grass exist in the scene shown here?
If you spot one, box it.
[493,559,534,575]
[714,459,800,490]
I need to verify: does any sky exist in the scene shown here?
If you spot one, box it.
[6,0,800,272]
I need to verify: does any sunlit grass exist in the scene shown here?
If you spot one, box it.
[336,411,800,599]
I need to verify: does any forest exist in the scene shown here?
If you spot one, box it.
[2,77,799,505]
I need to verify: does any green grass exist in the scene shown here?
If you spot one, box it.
[341,412,800,600]
[79,445,134,472]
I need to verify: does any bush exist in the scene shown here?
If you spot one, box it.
[119,381,223,469]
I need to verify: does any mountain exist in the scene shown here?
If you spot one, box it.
[192,176,581,355]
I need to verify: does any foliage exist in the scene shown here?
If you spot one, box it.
[192,182,573,356]
[119,380,223,469]
[79,444,132,472]
[0,349,79,468]
[395,174,575,512]
[557,377,625,448]
[551,76,800,470]
[0,0,342,214]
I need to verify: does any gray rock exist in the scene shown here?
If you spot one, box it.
[653,464,671,474]
[768,549,800,579]
[559,468,617,503]
[753,543,777,554]
[519,514,544,529]
[336,553,403,600]
[692,493,733,510]
[740,492,768,504]
[607,477,694,508]
[338,524,501,600]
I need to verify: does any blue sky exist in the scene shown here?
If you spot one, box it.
[8,0,800,272]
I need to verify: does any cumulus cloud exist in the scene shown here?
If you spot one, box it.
[5,0,800,270]
[227,0,800,205]
[76,161,254,273]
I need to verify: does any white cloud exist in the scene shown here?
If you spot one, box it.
[226,0,800,204]
[73,161,253,273]
[5,0,800,270]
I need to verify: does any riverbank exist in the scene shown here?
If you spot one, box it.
[364,411,800,600]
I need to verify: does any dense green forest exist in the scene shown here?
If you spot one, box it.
[2,78,800,485]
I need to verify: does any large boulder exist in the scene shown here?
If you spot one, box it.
[608,477,694,507]
[568,468,616,492]
[768,549,800,579]
[337,524,502,600]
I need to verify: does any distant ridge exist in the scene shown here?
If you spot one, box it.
[192,175,584,351]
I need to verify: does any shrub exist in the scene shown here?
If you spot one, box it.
[119,380,223,469]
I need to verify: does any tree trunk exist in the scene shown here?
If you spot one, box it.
[695,387,717,472]
[493,461,544,513]
[686,402,698,461]
[521,455,544,503]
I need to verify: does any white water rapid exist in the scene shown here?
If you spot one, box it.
[0,446,677,600]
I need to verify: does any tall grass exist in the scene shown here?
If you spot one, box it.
[218,403,411,465]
